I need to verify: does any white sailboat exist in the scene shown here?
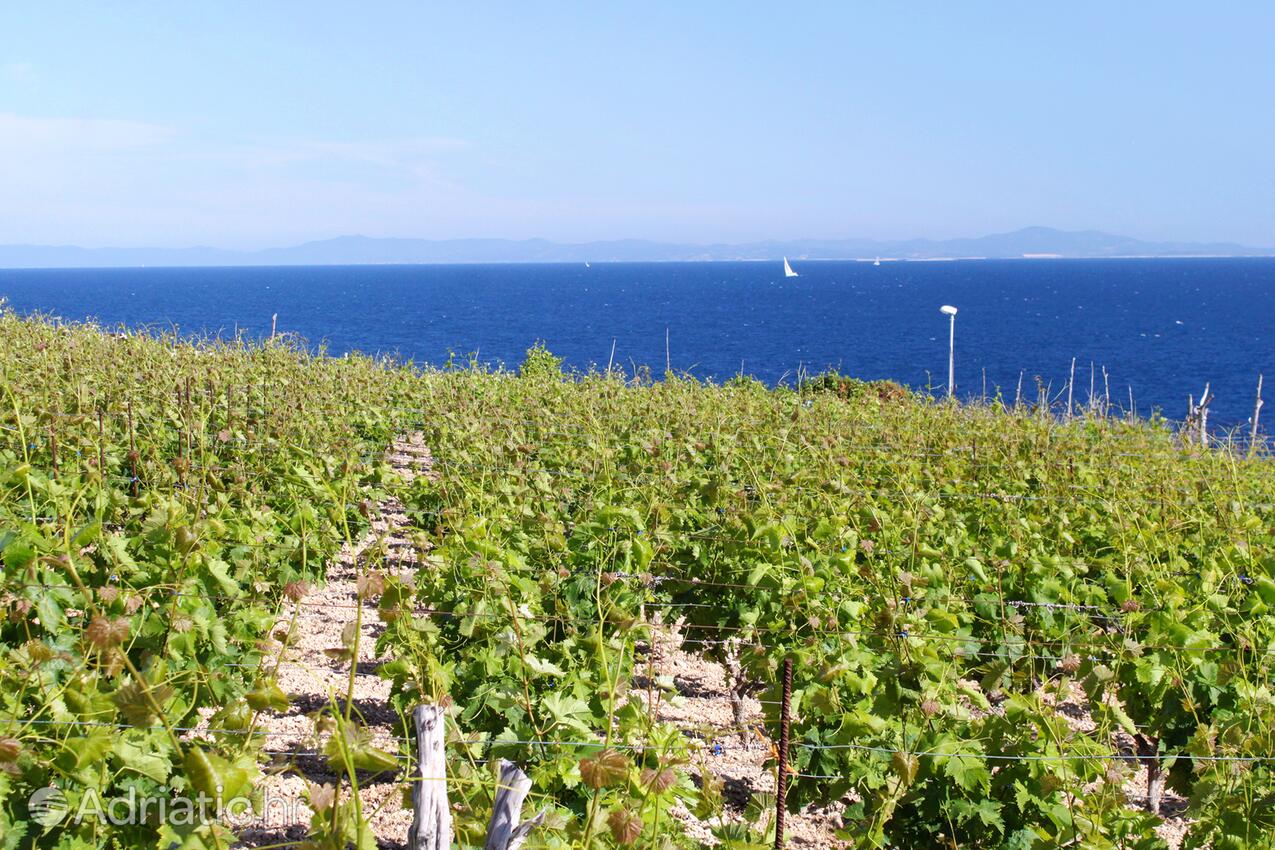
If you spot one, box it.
[873,257,881,267]
[584,261,591,268]
[783,257,799,278]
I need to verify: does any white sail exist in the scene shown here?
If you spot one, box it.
[783,257,798,278]
[874,257,881,266]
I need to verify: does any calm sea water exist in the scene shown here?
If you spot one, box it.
[1,258,1272,427]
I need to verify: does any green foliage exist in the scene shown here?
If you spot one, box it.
[520,341,565,380]
[0,313,406,847]
[799,369,909,402]
[388,364,1275,848]
[2,310,1274,848]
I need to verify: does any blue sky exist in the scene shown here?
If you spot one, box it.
[2,3,1273,248]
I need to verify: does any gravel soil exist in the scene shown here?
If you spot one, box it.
[634,624,851,848]
[233,433,432,849]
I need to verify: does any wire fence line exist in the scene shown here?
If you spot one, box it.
[7,574,1275,663]
[9,581,1272,790]
[9,579,1275,660]
[0,568,1185,616]
[12,716,1275,771]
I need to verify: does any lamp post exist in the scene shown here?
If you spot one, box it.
[940,305,958,399]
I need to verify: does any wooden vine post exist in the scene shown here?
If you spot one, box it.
[1066,357,1076,420]
[410,705,451,850]
[484,760,545,850]
[1199,383,1212,447]
[1185,383,1214,447]
[410,705,543,850]
[1088,362,1095,414]
[1252,374,1264,457]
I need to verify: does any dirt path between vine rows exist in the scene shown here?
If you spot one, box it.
[635,626,851,848]
[234,432,432,849]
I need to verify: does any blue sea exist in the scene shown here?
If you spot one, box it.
[1,258,1272,428]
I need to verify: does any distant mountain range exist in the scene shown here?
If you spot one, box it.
[0,227,1269,268]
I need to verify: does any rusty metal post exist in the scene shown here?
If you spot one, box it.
[775,656,793,850]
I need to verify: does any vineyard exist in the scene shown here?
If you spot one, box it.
[1,313,1274,850]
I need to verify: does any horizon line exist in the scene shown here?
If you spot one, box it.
[2,225,1274,270]
[7,255,1275,274]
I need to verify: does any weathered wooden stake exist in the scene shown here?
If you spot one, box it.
[775,657,793,850]
[1135,733,1164,815]
[270,313,278,340]
[484,760,545,850]
[607,338,616,375]
[1185,384,1214,447]
[1198,383,1213,448]
[724,638,749,744]
[1251,374,1264,456]
[410,705,451,850]
[1066,358,1076,420]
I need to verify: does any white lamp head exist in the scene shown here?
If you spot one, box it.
[940,305,958,316]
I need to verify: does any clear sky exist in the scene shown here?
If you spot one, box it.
[2,3,1273,249]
